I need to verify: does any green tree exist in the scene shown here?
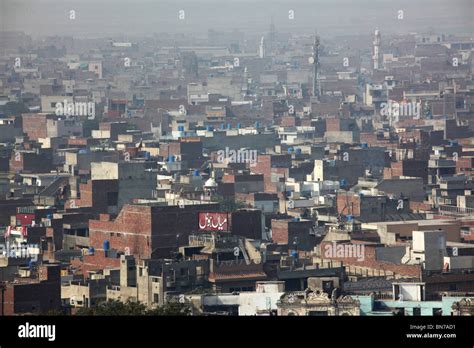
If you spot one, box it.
[76,300,147,316]
[146,302,191,316]
[75,299,191,316]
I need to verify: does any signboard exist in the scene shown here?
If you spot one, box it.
[198,212,229,232]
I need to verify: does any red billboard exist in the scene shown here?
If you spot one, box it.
[198,212,229,232]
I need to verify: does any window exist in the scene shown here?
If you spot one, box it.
[153,294,159,303]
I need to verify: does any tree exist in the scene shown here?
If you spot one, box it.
[76,300,147,316]
[75,299,191,316]
[146,302,191,316]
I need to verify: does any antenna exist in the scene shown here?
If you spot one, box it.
[310,31,321,100]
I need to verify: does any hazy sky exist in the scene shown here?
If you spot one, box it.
[1,0,473,38]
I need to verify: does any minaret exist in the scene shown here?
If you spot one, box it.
[373,29,381,70]
[259,36,266,59]
[310,34,321,100]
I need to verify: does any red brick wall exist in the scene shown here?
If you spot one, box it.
[319,242,421,277]
[22,114,47,140]
[337,193,361,216]
[326,118,340,132]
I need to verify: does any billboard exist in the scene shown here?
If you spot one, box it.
[198,212,229,232]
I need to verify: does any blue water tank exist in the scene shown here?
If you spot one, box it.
[193,169,200,177]
[237,123,241,129]
[103,240,110,251]
[28,260,35,269]
[361,143,368,148]
[168,155,175,163]
[291,251,298,258]
[227,124,232,129]
[88,247,95,255]
[340,179,347,187]
[178,125,185,132]
[347,215,354,222]
[288,147,294,154]
[254,121,260,129]
[46,214,53,220]
[206,125,213,131]
[221,124,225,130]
[295,148,302,155]
[144,152,151,160]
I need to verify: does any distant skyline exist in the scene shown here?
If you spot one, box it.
[1,0,473,39]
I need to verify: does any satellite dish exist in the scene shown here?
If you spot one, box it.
[308,56,315,64]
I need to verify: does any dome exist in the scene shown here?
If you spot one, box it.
[204,177,218,188]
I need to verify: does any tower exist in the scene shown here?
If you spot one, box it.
[373,29,381,71]
[259,36,266,59]
[309,34,321,100]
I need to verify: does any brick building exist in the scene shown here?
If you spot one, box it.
[87,203,220,262]
[271,218,316,251]
[0,264,61,315]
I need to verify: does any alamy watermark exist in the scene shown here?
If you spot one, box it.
[217,147,258,166]
[380,100,421,122]
[0,242,40,261]
[324,241,365,261]
[55,100,95,119]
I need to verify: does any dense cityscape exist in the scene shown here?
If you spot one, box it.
[0,2,473,334]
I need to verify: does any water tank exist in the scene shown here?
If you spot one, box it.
[291,251,298,258]
[347,215,354,222]
[206,125,213,131]
[295,148,302,155]
[193,169,200,177]
[361,143,368,148]
[288,147,294,154]
[340,179,347,187]
[237,123,242,129]
[254,121,260,129]
[168,155,175,163]
[227,123,232,129]
[178,125,185,132]
[144,152,151,160]
[103,240,110,251]
[88,247,95,255]
[221,124,226,130]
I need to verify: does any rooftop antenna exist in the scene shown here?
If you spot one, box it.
[309,30,321,101]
